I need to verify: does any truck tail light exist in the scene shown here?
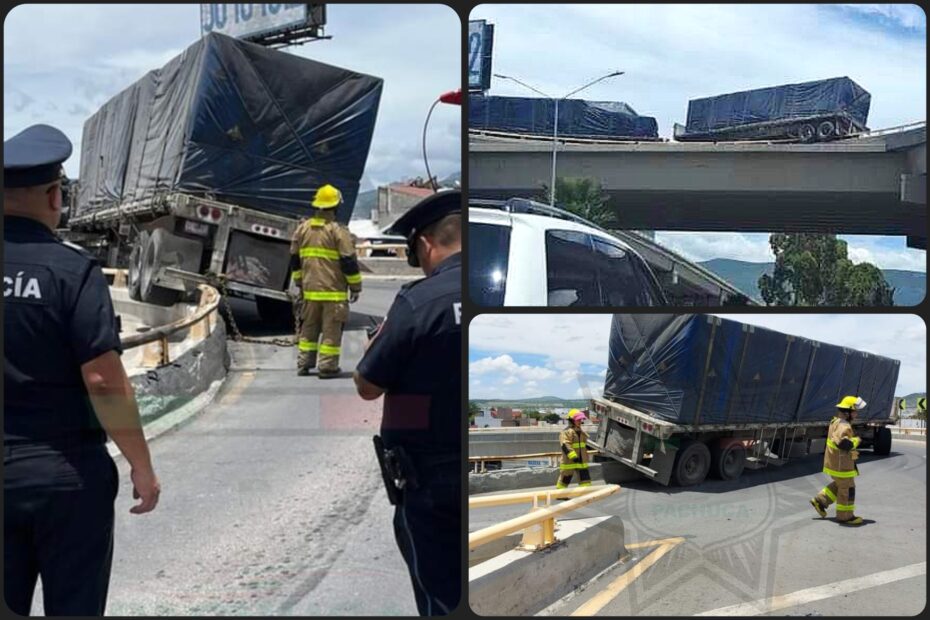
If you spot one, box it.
[210,207,222,221]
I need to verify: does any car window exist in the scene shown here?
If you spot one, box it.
[545,230,600,306]
[591,237,660,306]
[469,222,511,306]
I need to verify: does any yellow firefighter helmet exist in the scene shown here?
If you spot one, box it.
[312,184,342,209]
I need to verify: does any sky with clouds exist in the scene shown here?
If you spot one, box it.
[470,3,926,272]
[469,313,926,400]
[3,3,461,192]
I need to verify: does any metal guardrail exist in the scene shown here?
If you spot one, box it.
[103,269,221,367]
[468,484,621,551]
[469,450,600,473]
[890,426,927,436]
[356,242,408,259]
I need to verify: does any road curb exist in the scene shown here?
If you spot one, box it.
[109,316,229,459]
[469,515,627,616]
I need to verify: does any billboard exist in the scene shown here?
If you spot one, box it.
[468,19,494,92]
[200,4,326,45]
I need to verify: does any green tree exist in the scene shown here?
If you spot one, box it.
[540,177,616,228]
[758,233,894,306]
[543,413,562,425]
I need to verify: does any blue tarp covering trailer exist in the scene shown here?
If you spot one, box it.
[604,314,899,426]
[674,77,870,143]
[77,33,383,224]
[469,94,660,140]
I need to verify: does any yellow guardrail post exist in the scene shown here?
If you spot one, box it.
[468,484,620,551]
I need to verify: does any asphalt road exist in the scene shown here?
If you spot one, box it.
[29,280,418,615]
[470,440,927,616]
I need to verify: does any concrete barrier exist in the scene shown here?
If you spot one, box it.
[130,316,229,424]
[108,284,229,428]
[469,515,627,616]
[469,461,643,494]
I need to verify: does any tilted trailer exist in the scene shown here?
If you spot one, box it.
[673,77,870,143]
[67,32,382,320]
[588,315,899,486]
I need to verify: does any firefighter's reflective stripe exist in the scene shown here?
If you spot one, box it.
[319,344,341,356]
[556,481,568,489]
[304,290,348,301]
[827,437,861,450]
[559,463,589,470]
[836,503,855,511]
[823,466,857,478]
[298,339,318,352]
[578,481,592,487]
[309,217,327,227]
[567,450,578,460]
[300,246,341,260]
[345,273,362,285]
[291,270,302,280]
[822,486,837,502]
[571,442,586,449]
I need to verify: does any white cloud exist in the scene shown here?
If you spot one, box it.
[653,232,926,272]
[841,4,927,29]
[473,4,925,136]
[471,314,926,397]
[3,4,461,186]
[469,354,557,382]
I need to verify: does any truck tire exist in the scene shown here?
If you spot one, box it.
[798,124,816,143]
[256,297,295,328]
[817,120,836,140]
[127,231,148,301]
[140,229,181,306]
[672,439,711,486]
[711,439,746,481]
[873,427,892,456]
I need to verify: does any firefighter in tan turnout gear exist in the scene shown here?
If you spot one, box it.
[289,184,362,378]
[810,396,866,526]
[557,410,592,489]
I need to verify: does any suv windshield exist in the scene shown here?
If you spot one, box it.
[469,222,511,306]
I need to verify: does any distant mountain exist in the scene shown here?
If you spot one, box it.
[471,396,589,408]
[699,259,925,307]
[899,392,926,404]
[351,189,377,220]
[351,171,460,220]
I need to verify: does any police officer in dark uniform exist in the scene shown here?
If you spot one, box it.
[354,190,461,616]
[4,124,161,615]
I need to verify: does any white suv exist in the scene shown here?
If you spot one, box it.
[469,199,668,306]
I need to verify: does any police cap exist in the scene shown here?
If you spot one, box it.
[388,189,461,242]
[4,124,72,188]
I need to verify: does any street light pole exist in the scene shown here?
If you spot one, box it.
[494,70,624,207]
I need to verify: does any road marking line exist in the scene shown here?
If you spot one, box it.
[696,562,927,616]
[571,537,685,616]
[219,371,255,405]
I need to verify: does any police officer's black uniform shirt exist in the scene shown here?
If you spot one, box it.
[4,216,122,459]
[357,252,461,454]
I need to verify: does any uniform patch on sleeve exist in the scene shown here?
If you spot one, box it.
[3,264,51,305]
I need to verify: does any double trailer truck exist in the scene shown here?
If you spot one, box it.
[66,33,382,320]
[673,76,870,143]
[589,315,899,486]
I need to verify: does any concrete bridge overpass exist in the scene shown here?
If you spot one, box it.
[469,123,927,249]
